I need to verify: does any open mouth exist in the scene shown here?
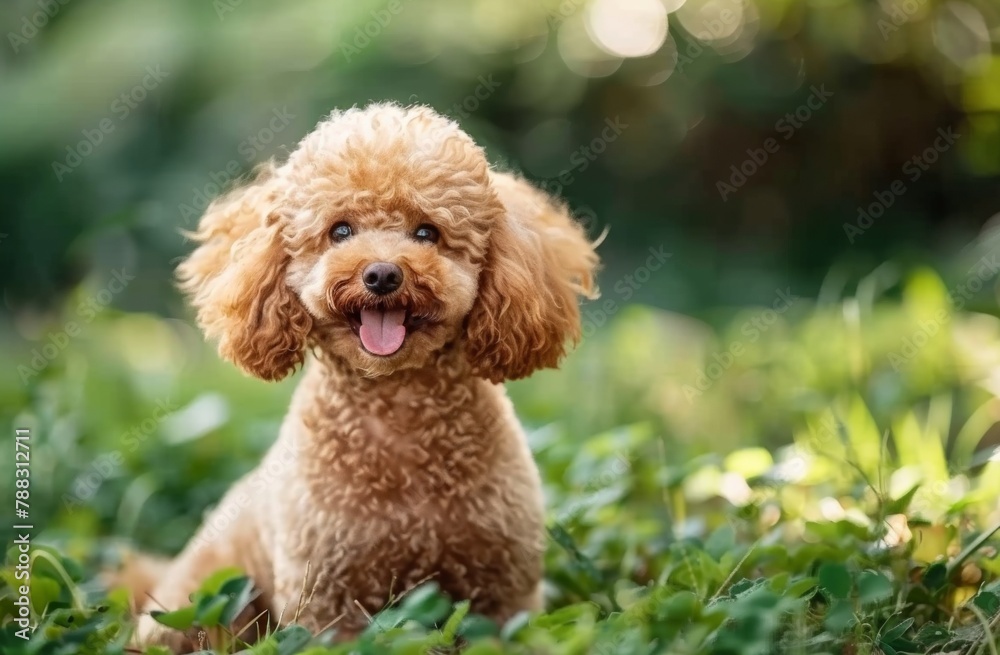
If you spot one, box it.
[346,308,433,357]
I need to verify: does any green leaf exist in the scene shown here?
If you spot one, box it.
[844,395,883,481]
[195,594,229,627]
[728,578,759,597]
[667,545,723,592]
[28,576,61,614]
[397,583,452,626]
[548,523,603,585]
[823,599,854,633]
[458,613,499,640]
[218,575,256,625]
[880,617,915,643]
[724,447,773,478]
[914,623,952,647]
[142,647,173,655]
[922,562,948,591]
[946,520,1000,579]
[786,576,818,598]
[363,583,453,636]
[274,624,313,654]
[196,567,245,596]
[704,524,736,561]
[151,605,197,630]
[661,590,699,619]
[858,570,893,605]
[49,608,87,627]
[817,562,851,600]
[767,572,790,593]
[500,611,531,641]
[971,590,1000,616]
[884,482,921,514]
[463,642,505,655]
[440,600,469,644]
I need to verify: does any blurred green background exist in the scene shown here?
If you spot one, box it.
[3,0,1000,314]
[1,0,1000,623]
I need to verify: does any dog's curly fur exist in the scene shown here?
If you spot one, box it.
[132,103,599,651]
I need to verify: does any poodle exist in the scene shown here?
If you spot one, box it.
[133,103,600,651]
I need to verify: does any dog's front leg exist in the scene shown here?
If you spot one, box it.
[133,477,274,652]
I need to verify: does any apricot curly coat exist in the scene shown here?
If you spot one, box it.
[133,103,599,651]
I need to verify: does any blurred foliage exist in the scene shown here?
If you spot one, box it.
[3,0,1000,652]
[2,255,1000,652]
[2,0,1000,318]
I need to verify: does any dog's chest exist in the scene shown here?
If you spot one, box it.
[293,487,521,620]
[282,396,540,624]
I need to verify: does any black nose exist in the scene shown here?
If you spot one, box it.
[363,262,403,295]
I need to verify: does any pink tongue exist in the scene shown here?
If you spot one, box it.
[359,309,407,356]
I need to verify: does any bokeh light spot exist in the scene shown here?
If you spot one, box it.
[586,0,668,59]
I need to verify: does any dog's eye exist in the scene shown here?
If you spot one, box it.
[413,224,439,244]
[330,222,353,242]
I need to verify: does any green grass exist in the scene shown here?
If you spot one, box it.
[2,261,1000,654]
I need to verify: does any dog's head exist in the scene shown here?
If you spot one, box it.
[178,104,598,382]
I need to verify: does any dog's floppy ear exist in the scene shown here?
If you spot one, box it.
[177,164,312,381]
[466,183,599,382]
